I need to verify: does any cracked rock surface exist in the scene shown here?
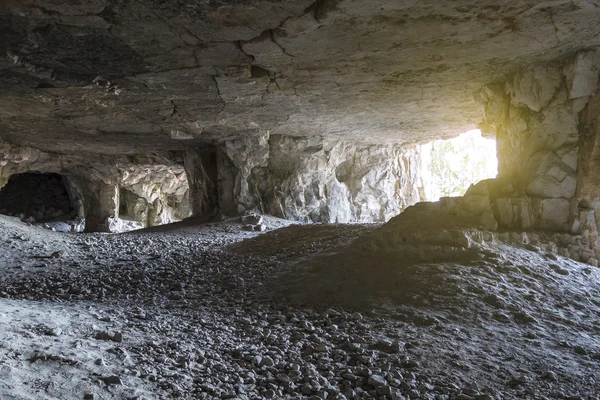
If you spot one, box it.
[1,214,600,399]
[2,1,600,154]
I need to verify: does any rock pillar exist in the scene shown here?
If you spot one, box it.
[80,181,119,232]
[183,147,219,217]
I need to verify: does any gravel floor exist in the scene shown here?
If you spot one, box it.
[0,215,599,400]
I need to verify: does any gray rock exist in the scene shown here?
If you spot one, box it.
[102,376,123,385]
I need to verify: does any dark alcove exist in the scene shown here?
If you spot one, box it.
[0,172,76,222]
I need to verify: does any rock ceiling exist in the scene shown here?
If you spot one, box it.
[1,0,600,155]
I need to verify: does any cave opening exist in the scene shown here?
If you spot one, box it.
[0,172,78,224]
[420,129,498,201]
[109,171,192,233]
[118,187,147,223]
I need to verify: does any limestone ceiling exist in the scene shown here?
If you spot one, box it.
[1,0,600,155]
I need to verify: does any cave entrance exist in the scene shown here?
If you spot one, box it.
[421,129,498,201]
[0,172,78,225]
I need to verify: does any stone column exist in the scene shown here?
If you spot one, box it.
[574,89,600,262]
[183,147,219,217]
[78,180,119,232]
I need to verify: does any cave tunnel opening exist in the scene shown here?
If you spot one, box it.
[110,171,192,233]
[421,129,498,201]
[119,187,146,223]
[0,172,78,225]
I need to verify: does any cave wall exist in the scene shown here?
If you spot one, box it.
[424,50,600,265]
[476,51,600,232]
[575,88,600,261]
[0,141,190,232]
[183,148,218,217]
[118,164,190,228]
[203,133,429,223]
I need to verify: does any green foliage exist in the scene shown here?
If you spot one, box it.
[429,132,497,199]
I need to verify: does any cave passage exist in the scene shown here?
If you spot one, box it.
[0,172,76,223]
[105,170,192,233]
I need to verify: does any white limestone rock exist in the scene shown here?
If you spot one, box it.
[508,66,563,112]
[532,198,571,231]
[525,152,577,199]
[564,50,600,99]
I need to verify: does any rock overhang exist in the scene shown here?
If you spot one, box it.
[1,0,600,155]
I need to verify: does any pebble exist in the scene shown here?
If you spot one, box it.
[101,376,122,385]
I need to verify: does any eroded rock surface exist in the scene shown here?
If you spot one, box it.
[215,134,430,222]
[2,1,600,154]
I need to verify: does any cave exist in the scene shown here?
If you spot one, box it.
[0,172,77,223]
[1,1,600,399]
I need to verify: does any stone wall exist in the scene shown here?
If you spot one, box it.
[202,133,430,223]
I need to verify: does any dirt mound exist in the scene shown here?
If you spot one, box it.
[2,213,600,399]
[255,207,600,399]
[227,223,378,259]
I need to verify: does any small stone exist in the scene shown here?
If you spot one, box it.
[542,371,557,382]
[83,393,94,400]
[102,376,122,385]
[48,327,62,336]
[367,374,387,388]
[261,356,275,367]
[253,224,266,232]
[390,389,407,400]
[241,214,263,225]
[50,250,65,258]
[301,383,313,394]
[94,331,122,342]
[315,343,328,352]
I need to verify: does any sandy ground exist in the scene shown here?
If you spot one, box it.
[0,214,599,400]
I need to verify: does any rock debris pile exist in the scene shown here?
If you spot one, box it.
[0,214,599,399]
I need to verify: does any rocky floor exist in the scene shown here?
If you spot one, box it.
[0,214,599,400]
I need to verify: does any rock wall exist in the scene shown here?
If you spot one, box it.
[207,133,429,223]
[476,51,600,231]
[183,148,218,217]
[0,141,190,232]
[575,84,600,261]
[424,50,600,265]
